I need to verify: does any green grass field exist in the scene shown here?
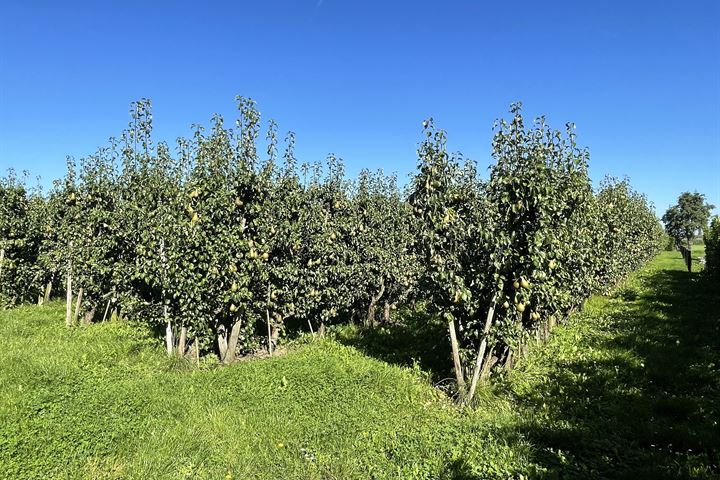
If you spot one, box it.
[1,249,718,479]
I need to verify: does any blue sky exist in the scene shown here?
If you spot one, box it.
[1,0,718,214]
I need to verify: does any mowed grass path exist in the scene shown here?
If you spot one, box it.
[0,249,718,479]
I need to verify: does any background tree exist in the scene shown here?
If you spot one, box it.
[662,192,715,247]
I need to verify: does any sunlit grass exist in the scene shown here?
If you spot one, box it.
[1,249,717,479]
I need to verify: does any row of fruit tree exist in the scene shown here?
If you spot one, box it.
[0,98,664,402]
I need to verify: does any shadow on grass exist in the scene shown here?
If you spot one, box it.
[331,308,453,383]
[330,256,719,478]
[508,260,720,479]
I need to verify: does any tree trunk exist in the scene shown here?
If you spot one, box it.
[479,346,498,382]
[466,302,496,404]
[383,302,391,324]
[82,306,96,325]
[65,270,73,327]
[307,319,315,335]
[266,284,273,356]
[271,319,281,345]
[267,309,273,356]
[73,287,84,324]
[502,347,514,372]
[0,248,5,281]
[178,326,187,357]
[186,339,201,365]
[166,319,174,356]
[448,317,465,392]
[196,337,200,366]
[43,281,52,304]
[365,280,385,327]
[225,318,242,363]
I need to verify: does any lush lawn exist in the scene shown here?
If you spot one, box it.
[1,250,718,479]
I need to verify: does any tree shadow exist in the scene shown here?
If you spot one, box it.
[331,308,453,383]
[505,263,720,478]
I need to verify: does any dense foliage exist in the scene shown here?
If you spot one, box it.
[704,216,720,278]
[410,104,663,400]
[0,99,664,392]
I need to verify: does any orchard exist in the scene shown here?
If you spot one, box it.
[0,98,664,400]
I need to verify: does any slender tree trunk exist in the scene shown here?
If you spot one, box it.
[165,318,174,356]
[267,284,273,356]
[479,346,497,382]
[196,337,200,366]
[383,302,391,324]
[73,287,84,324]
[267,309,273,356]
[466,302,496,404]
[307,319,315,335]
[65,270,73,327]
[225,318,243,364]
[365,280,385,327]
[271,318,281,351]
[43,281,52,304]
[178,326,187,357]
[82,306,96,325]
[0,248,5,281]
[502,347,514,372]
[448,317,465,391]
[187,339,200,365]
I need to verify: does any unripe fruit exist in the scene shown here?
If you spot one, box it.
[520,279,530,289]
[513,281,520,289]
[262,252,269,260]
[549,260,557,270]
[516,303,526,313]
[502,301,510,309]
[229,304,238,313]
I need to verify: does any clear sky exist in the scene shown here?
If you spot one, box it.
[1,0,718,215]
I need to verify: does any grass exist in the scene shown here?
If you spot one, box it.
[0,249,718,479]
[499,249,719,478]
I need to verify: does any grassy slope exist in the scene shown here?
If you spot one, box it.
[0,249,717,479]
